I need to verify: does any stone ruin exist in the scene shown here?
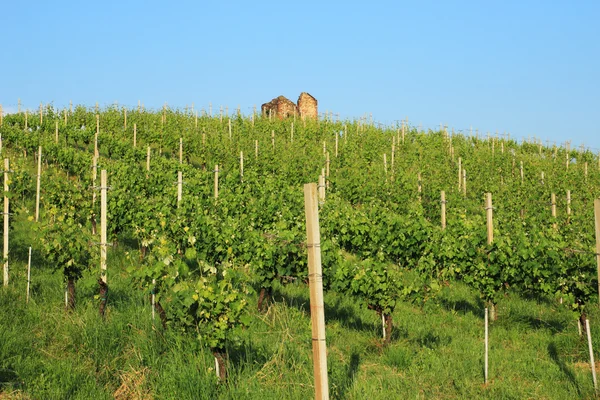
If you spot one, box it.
[261,92,318,120]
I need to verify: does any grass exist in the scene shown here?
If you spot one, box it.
[1,241,599,400]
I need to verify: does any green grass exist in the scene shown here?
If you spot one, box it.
[1,235,599,400]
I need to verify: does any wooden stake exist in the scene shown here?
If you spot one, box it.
[458,157,462,190]
[146,146,151,173]
[383,154,388,176]
[462,169,467,197]
[35,147,42,222]
[3,159,8,286]
[179,138,183,164]
[255,140,258,159]
[240,151,244,182]
[214,165,219,199]
[63,109,67,125]
[39,102,43,125]
[95,114,99,158]
[520,161,524,184]
[318,175,325,204]
[441,191,447,230]
[551,193,557,229]
[177,171,182,206]
[594,199,600,306]
[228,118,232,139]
[484,307,489,384]
[303,183,330,400]
[486,193,493,244]
[567,190,571,217]
[100,170,107,284]
[26,247,31,303]
[133,123,137,147]
[335,133,338,158]
[124,107,127,129]
[587,319,598,392]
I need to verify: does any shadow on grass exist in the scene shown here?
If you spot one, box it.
[548,342,581,396]
[0,368,20,389]
[336,352,360,399]
[415,330,452,349]
[439,297,485,318]
[272,288,379,335]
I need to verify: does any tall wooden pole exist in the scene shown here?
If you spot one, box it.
[35,147,42,222]
[303,183,330,400]
[3,159,8,286]
[594,199,600,306]
[100,170,107,284]
[177,171,182,206]
[133,123,137,147]
[214,164,219,199]
[441,191,446,230]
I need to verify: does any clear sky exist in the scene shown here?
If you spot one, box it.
[1,1,598,151]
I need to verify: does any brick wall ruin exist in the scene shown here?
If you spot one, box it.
[261,92,318,120]
[297,92,318,120]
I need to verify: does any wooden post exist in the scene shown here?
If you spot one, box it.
[458,157,462,190]
[486,193,494,245]
[441,191,446,230]
[323,141,326,155]
[100,170,107,284]
[587,319,598,392]
[318,175,325,204]
[335,133,338,158]
[55,121,58,143]
[133,123,137,147]
[179,138,183,164]
[541,171,545,185]
[195,111,198,128]
[3,159,8,286]
[26,247,31,303]
[35,147,42,222]
[146,146,151,172]
[240,151,244,182]
[462,169,467,197]
[585,162,589,181]
[124,107,127,129]
[177,171,182,206]
[39,102,43,125]
[484,307,489,384]
[383,154,388,176]
[255,140,258,159]
[303,183,330,400]
[326,153,330,186]
[95,114,99,158]
[567,190,571,218]
[63,108,67,125]
[551,193,557,229]
[214,165,219,199]
[228,118,232,139]
[520,161,524,184]
[594,199,600,306]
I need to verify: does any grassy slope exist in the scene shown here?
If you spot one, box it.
[1,218,599,400]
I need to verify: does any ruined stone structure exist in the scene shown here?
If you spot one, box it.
[297,92,318,120]
[261,95,298,119]
[261,92,318,120]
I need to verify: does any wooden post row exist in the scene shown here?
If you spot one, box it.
[303,183,330,400]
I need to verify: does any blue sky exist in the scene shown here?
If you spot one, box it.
[1,1,598,150]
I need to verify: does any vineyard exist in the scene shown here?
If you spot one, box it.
[0,103,599,399]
